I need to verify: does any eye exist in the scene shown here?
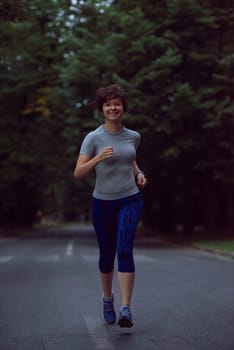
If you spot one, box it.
[114,103,121,107]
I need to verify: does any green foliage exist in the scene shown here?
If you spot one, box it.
[0,0,234,233]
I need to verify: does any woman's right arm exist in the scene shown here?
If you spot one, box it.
[74,154,98,180]
[74,147,113,180]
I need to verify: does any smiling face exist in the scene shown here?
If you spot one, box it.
[102,97,124,123]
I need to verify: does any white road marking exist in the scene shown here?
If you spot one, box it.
[35,254,60,262]
[216,254,233,262]
[65,240,74,256]
[0,256,13,263]
[85,316,115,350]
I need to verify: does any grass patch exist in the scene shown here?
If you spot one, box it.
[193,240,234,253]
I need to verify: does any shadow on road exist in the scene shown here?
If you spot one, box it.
[11,224,175,249]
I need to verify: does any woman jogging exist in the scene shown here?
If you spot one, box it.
[74,84,148,328]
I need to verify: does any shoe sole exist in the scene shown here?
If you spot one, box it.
[117,316,133,328]
[102,312,116,325]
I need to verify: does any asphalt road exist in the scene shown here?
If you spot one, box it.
[0,224,234,350]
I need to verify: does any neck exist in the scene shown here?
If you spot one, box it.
[103,121,123,133]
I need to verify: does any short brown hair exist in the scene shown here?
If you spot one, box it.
[93,84,128,113]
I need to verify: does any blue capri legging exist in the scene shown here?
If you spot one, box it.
[92,192,143,273]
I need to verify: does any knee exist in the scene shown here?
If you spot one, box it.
[117,247,134,272]
[99,257,114,274]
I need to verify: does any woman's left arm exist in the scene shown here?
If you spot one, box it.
[132,160,148,189]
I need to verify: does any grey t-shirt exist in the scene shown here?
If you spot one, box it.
[79,125,140,200]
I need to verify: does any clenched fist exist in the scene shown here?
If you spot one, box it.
[97,146,114,162]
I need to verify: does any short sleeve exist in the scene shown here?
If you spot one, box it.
[134,132,141,150]
[79,132,95,156]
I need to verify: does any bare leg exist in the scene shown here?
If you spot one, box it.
[100,271,114,297]
[118,272,135,306]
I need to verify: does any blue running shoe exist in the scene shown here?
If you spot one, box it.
[103,293,116,324]
[117,306,133,328]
